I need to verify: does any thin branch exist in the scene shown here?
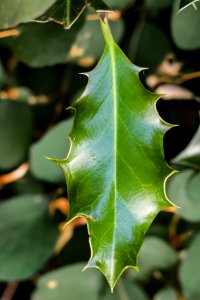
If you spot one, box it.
[0,163,29,186]
[0,282,19,300]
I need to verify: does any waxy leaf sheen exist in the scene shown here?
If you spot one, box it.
[56,18,173,289]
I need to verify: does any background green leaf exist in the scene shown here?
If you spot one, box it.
[0,101,33,171]
[104,0,133,9]
[0,0,57,28]
[12,17,123,68]
[171,0,200,49]
[13,21,82,68]
[130,237,177,281]
[167,170,200,222]
[180,233,200,300]
[100,281,149,300]
[32,262,149,300]
[32,263,100,300]
[128,22,172,70]
[68,17,124,66]
[30,119,73,183]
[154,287,177,300]
[0,194,58,281]
[38,0,109,29]
[145,0,173,10]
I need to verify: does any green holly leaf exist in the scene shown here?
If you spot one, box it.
[55,18,173,290]
[179,0,200,11]
[0,0,57,28]
[38,0,110,29]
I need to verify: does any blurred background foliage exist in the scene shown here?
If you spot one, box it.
[0,0,200,299]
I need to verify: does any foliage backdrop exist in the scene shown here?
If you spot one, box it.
[0,0,200,299]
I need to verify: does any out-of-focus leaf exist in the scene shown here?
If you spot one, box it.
[32,262,149,300]
[171,0,200,50]
[13,17,123,68]
[0,0,57,29]
[55,19,173,289]
[167,170,200,222]
[104,0,133,9]
[69,18,124,66]
[31,263,100,300]
[130,237,177,281]
[0,101,33,171]
[154,287,177,300]
[38,0,109,29]
[180,233,200,300]
[179,0,200,11]
[101,281,149,300]
[172,125,200,169]
[128,22,171,70]
[30,119,73,183]
[0,194,58,281]
[145,0,173,10]
[13,21,82,67]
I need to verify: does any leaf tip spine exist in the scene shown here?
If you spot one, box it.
[79,71,89,78]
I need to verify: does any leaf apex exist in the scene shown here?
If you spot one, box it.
[84,257,140,291]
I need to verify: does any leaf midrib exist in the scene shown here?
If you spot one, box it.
[108,38,117,279]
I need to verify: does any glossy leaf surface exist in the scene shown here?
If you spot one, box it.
[0,0,56,28]
[38,0,109,29]
[56,19,173,289]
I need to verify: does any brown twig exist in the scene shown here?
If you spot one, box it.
[0,282,19,300]
[0,163,29,186]
[175,71,200,83]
